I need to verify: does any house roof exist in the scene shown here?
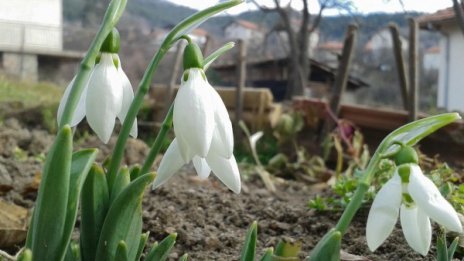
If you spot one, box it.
[212,56,369,89]
[425,46,440,53]
[227,19,262,31]
[416,7,457,29]
[317,41,343,51]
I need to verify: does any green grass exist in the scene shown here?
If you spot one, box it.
[0,75,63,108]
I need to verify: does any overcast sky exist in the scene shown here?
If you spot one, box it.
[167,0,452,16]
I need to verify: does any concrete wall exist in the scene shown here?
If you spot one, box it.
[437,23,464,111]
[0,0,63,51]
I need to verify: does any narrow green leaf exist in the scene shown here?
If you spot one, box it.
[115,241,129,261]
[130,164,142,181]
[59,149,98,258]
[259,248,273,261]
[448,237,459,261]
[437,234,448,261]
[178,253,189,261]
[203,42,235,70]
[274,240,301,258]
[135,232,150,261]
[80,164,110,261]
[145,233,177,261]
[95,173,155,261]
[26,125,72,260]
[110,166,130,203]
[64,241,81,261]
[17,249,32,261]
[240,221,258,261]
[309,229,341,261]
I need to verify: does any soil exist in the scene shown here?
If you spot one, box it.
[0,116,444,260]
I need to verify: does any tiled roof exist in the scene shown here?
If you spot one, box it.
[416,7,455,25]
[235,20,260,31]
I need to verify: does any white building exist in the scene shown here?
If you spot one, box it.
[0,0,82,82]
[422,46,440,71]
[418,7,464,112]
[224,20,265,44]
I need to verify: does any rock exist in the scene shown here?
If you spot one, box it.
[0,199,29,248]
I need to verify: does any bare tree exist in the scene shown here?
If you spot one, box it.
[251,0,353,99]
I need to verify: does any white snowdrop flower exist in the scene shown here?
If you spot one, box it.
[153,68,240,193]
[366,164,462,256]
[57,53,137,143]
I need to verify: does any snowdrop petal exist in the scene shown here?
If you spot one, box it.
[173,68,215,161]
[57,76,87,127]
[206,154,241,194]
[209,86,234,158]
[153,139,184,189]
[116,60,138,138]
[366,173,402,251]
[86,53,123,143]
[192,156,211,179]
[408,164,463,232]
[400,205,432,256]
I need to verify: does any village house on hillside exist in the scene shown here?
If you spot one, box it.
[417,7,464,112]
[363,27,408,67]
[212,56,368,102]
[224,19,265,45]
[0,0,83,83]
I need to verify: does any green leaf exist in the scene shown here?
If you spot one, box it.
[110,166,130,203]
[59,149,98,258]
[309,229,341,261]
[64,241,81,261]
[17,249,32,261]
[135,232,150,261]
[161,0,243,49]
[448,237,459,261]
[145,233,177,261]
[115,241,129,261]
[259,248,273,261]
[178,254,189,261]
[26,125,72,260]
[240,221,258,261]
[274,240,301,258]
[437,233,448,261]
[130,164,142,181]
[95,173,155,261]
[80,164,110,261]
[203,42,235,70]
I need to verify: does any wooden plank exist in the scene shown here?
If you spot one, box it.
[389,23,409,110]
[409,18,419,121]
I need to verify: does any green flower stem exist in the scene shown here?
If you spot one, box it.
[106,0,243,189]
[140,105,174,175]
[334,181,369,233]
[59,0,127,128]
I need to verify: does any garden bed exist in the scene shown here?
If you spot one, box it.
[0,116,440,260]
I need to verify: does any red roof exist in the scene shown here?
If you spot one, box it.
[416,7,455,26]
[425,46,440,53]
[235,20,261,31]
[318,41,343,51]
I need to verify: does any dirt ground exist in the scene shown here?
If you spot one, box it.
[0,117,443,260]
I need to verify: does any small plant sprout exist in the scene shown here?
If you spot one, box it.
[153,40,241,194]
[366,146,462,255]
[57,28,137,143]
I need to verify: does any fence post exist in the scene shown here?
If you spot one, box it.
[389,23,409,110]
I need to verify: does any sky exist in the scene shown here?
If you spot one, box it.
[167,0,453,16]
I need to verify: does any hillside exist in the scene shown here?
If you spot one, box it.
[63,0,427,43]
